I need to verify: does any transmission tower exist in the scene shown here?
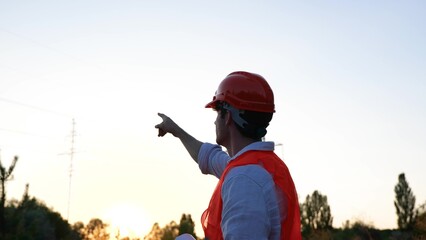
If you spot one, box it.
[66,118,76,221]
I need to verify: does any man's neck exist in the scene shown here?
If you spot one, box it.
[227,137,257,157]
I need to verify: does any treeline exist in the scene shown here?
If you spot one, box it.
[0,183,113,239]
[143,214,198,240]
[297,175,426,240]
[1,154,426,239]
[144,174,426,240]
[0,156,113,240]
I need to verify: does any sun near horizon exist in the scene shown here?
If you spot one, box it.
[103,203,152,239]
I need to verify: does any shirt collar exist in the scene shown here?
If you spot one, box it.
[228,141,275,163]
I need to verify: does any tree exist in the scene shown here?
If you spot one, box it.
[143,222,163,240]
[394,173,417,230]
[143,215,199,240]
[3,184,80,240]
[79,218,110,240]
[72,221,86,239]
[0,155,18,235]
[413,202,426,238]
[161,221,179,240]
[178,214,196,237]
[300,190,333,233]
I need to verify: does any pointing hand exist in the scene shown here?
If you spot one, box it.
[155,113,180,137]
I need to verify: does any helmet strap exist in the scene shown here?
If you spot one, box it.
[222,103,248,129]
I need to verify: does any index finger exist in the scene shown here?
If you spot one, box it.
[157,112,167,120]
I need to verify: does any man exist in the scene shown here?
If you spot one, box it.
[155,71,301,240]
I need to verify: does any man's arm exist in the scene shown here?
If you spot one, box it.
[155,113,202,163]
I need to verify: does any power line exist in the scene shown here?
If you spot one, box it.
[0,28,69,57]
[0,127,59,139]
[0,27,108,72]
[0,96,72,118]
[0,97,73,139]
[0,96,76,220]
[1,28,85,222]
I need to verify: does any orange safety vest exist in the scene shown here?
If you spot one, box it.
[201,150,301,240]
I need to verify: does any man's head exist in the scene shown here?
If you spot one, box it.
[206,71,275,142]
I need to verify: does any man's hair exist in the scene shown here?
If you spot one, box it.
[236,110,273,141]
[215,101,273,141]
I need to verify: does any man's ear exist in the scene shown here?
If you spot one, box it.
[225,111,233,126]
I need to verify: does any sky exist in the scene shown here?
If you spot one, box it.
[1,0,425,238]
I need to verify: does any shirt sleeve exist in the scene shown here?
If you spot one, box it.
[197,143,230,178]
[221,172,271,240]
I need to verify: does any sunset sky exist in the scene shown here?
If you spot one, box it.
[1,1,425,238]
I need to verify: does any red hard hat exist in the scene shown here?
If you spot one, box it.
[205,71,275,113]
